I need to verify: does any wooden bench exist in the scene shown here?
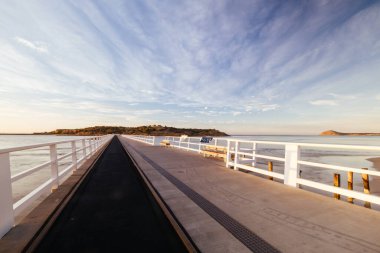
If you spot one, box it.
[200,145,227,161]
[160,140,171,147]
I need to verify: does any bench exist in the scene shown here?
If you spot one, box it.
[200,145,227,161]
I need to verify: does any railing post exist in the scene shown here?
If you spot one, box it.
[347,171,354,203]
[0,152,14,239]
[187,138,190,150]
[94,137,98,153]
[234,141,239,171]
[268,161,274,181]
[89,139,93,155]
[334,173,341,200]
[252,142,256,166]
[226,140,231,168]
[82,139,87,159]
[284,144,299,187]
[71,141,77,171]
[50,144,59,191]
[362,168,371,208]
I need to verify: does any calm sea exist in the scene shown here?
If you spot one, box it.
[0,135,86,175]
[234,135,380,146]
[233,135,380,170]
[0,135,86,149]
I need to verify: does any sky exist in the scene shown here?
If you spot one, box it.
[1,0,380,134]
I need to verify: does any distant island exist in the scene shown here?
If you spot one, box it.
[34,125,229,136]
[320,130,380,136]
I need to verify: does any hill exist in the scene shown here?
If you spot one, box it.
[35,125,228,136]
[320,130,380,136]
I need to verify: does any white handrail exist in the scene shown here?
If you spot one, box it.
[124,135,380,209]
[298,160,380,176]
[11,160,51,183]
[297,178,380,205]
[0,135,113,239]
[0,137,103,154]
[123,135,155,145]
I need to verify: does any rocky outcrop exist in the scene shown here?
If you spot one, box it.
[320,130,380,136]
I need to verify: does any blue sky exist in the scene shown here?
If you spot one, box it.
[1,0,380,134]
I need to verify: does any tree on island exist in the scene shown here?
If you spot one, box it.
[35,125,228,136]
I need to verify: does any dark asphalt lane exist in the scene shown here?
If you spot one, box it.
[35,136,187,253]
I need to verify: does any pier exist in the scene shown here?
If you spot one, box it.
[1,135,380,252]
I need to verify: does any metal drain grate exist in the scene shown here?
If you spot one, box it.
[131,146,280,253]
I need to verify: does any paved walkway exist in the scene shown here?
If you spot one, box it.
[120,137,380,253]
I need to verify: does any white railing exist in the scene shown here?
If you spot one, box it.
[124,135,226,150]
[0,135,112,239]
[225,140,380,206]
[163,136,227,153]
[124,135,155,145]
[125,135,380,208]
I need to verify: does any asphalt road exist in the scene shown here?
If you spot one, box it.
[35,136,187,253]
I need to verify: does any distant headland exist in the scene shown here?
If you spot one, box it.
[320,130,380,136]
[34,125,229,136]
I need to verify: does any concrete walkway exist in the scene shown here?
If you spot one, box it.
[120,137,380,253]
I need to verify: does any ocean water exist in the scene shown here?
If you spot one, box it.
[0,135,88,149]
[0,135,87,175]
[231,135,380,170]
[234,135,380,145]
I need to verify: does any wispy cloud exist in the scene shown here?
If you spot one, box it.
[310,100,338,106]
[328,93,356,100]
[261,104,280,112]
[309,92,358,106]
[15,37,48,53]
[232,111,242,116]
[0,0,380,133]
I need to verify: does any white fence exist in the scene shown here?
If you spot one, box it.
[124,135,380,207]
[163,136,227,152]
[123,135,167,146]
[125,135,155,145]
[0,135,112,238]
